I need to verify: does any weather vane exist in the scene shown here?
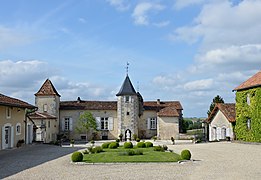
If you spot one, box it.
[126,62,130,75]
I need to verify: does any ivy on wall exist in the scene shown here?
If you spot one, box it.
[234,87,261,142]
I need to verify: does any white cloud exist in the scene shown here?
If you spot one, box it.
[153,21,170,27]
[106,0,130,11]
[132,2,165,25]
[78,17,87,24]
[0,26,35,50]
[174,0,207,10]
[170,0,261,49]
[184,78,213,91]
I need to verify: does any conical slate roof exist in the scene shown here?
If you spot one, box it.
[116,75,136,96]
[35,79,61,97]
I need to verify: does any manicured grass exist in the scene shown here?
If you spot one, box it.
[82,146,182,163]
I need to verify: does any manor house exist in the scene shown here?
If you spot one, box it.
[30,74,183,142]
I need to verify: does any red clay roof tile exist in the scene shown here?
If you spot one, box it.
[234,71,261,91]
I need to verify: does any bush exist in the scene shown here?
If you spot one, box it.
[109,142,118,149]
[71,151,83,162]
[88,146,103,153]
[145,142,153,147]
[153,145,165,152]
[116,139,120,143]
[101,142,111,149]
[124,142,133,149]
[181,149,191,160]
[120,149,144,156]
[135,149,143,155]
[152,136,157,141]
[133,134,138,141]
[127,149,135,156]
[83,150,89,154]
[136,138,140,142]
[163,145,168,151]
[136,142,146,148]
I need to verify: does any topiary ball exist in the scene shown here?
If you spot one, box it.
[145,142,153,147]
[101,142,111,149]
[124,142,133,149]
[136,142,146,148]
[109,142,118,149]
[181,149,191,160]
[71,151,83,162]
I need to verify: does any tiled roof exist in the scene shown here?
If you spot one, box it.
[60,101,117,110]
[233,71,261,91]
[35,79,61,97]
[116,75,136,96]
[0,93,35,109]
[29,112,57,119]
[157,106,180,117]
[144,101,183,117]
[206,103,236,123]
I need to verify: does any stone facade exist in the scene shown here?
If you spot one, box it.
[32,75,183,142]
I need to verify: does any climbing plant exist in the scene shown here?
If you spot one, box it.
[234,87,261,142]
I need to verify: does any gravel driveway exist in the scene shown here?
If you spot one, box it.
[1,142,260,180]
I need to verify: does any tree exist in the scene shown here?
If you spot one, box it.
[207,95,224,116]
[75,112,97,142]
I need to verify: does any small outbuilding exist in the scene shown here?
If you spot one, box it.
[206,103,235,141]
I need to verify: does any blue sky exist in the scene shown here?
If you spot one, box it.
[0,0,260,117]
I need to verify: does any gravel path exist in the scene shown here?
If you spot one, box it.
[1,142,260,180]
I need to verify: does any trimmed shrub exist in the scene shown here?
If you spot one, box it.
[127,149,135,156]
[101,142,111,149]
[136,138,140,142]
[109,142,118,149]
[71,151,83,162]
[133,134,138,141]
[153,145,165,152]
[135,149,143,155]
[136,142,146,148]
[181,149,191,160]
[82,150,89,154]
[93,146,103,153]
[116,139,120,143]
[124,142,133,149]
[145,142,153,148]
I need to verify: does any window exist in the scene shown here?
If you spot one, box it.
[64,117,70,131]
[16,123,21,135]
[6,107,11,119]
[43,104,48,112]
[150,118,157,129]
[101,117,109,130]
[126,112,130,115]
[125,96,130,103]
[247,94,251,105]
[247,119,251,130]
[48,121,50,128]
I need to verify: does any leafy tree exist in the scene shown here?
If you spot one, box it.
[75,112,97,142]
[207,95,224,116]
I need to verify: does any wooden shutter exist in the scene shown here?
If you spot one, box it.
[61,118,65,131]
[69,118,73,131]
[147,118,151,129]
[108,117,113,131]
[96,117,101,130]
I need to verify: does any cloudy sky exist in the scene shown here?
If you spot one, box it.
[0,0,260,117]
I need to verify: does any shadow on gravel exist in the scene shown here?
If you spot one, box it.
[0,144,82,179]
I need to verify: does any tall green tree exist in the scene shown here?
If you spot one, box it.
[207,95,224,116]
[75,112,97,142]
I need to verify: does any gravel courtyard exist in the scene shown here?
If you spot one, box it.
[1,142,260,180]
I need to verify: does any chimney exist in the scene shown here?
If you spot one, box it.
[157,99,160,105]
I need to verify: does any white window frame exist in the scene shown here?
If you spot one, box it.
[64,117,70,131]
[16,123,21,135]
[6,107,11,119]
[150,117,157,130]
[43,104,48,112]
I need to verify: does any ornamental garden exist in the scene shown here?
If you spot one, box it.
[71,140,191,163]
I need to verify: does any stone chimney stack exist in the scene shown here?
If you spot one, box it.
[157,99,160,105]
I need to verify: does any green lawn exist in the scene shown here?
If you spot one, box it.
[82,147,182,163]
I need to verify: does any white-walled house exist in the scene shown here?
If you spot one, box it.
[0,93,35,150]
[206,103,236,141]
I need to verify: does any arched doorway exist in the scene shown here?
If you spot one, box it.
[125,129,131,141]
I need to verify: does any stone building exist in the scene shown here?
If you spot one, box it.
[206,103,235,141]
[33,74,183,142]
[233,70,261,142]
